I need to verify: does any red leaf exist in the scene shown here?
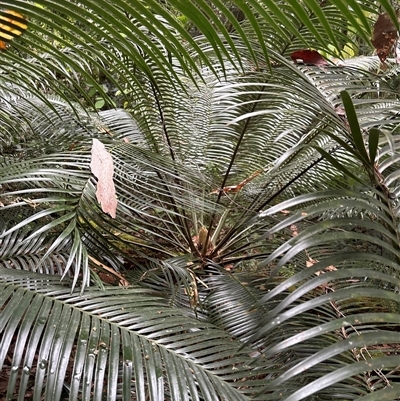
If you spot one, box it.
[290,50,329,66]
[90,139,117,218]
[372,12,399,63]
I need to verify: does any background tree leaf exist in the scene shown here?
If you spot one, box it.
[372,11,399,63]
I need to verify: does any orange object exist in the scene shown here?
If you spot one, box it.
[0,9,28,50]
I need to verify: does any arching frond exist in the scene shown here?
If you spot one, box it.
[2,0,400,400]
[0,268,267,401]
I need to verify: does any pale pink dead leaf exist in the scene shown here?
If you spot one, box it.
[90,139,117,218]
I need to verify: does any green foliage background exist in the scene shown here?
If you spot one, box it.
[1,0,400,400]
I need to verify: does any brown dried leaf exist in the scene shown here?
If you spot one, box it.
[290,224,298,236]
[209,170,262,195]
[198,226,208,251]
[88,255,129,286]
[334,106,346,117]
[224,264,233,272]
[90,138,117,218]
[306,260,315,268]
[372,12,399,63]
[324,265,337,272]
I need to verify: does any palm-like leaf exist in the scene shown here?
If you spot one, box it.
[2,0,400,400]
[0,268,269,400]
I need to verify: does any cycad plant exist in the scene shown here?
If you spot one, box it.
[2,0,400,400]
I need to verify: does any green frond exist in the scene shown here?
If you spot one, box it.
[0,268,267,400]
[2,0,400,399]
[0,223,73,276]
